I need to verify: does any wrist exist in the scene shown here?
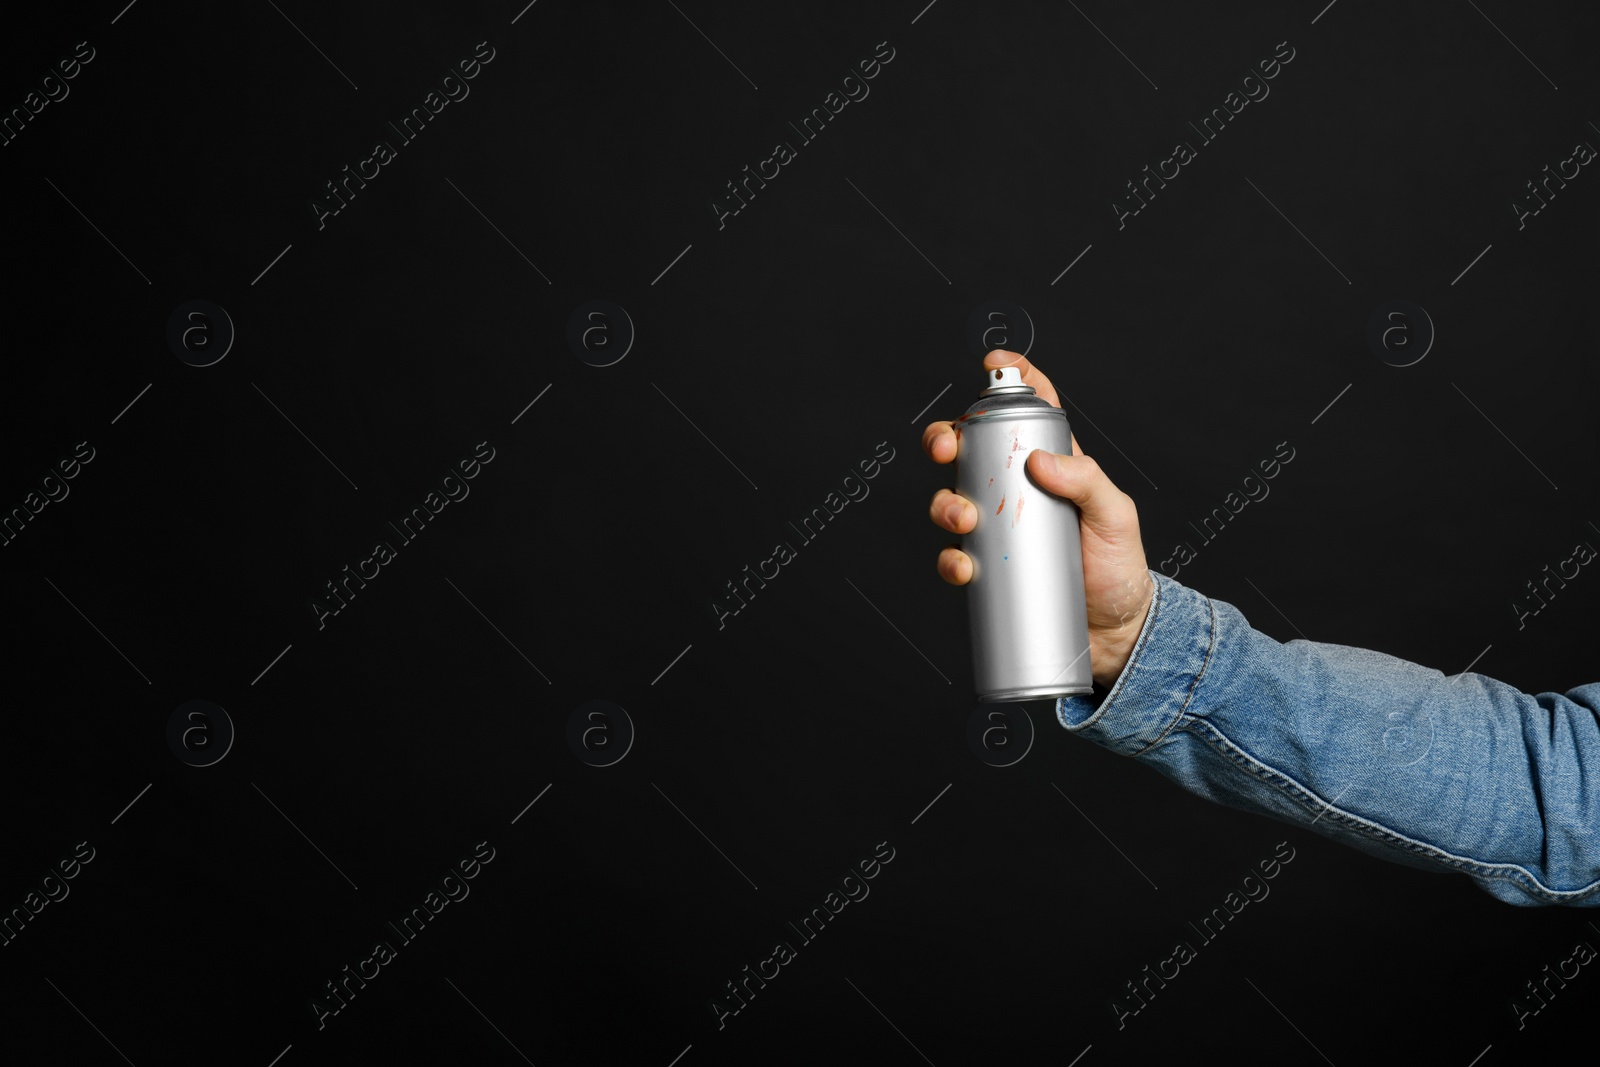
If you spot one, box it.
[1090,573,1155,688]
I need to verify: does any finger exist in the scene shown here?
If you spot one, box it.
[929,488,977,534]
[937,545,974,585]
[921,419,958,464]
[983,349,1060,408]
[1024,448,1135,535]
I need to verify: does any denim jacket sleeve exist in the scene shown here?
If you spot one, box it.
[1056,569,1600,906]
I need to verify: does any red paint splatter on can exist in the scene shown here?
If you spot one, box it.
[1013,492,1025,527]
[996,495,1005,515]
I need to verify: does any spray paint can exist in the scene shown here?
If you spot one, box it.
[955,365,1093,701]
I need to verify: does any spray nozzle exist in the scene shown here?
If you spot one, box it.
[979,365,1035,397]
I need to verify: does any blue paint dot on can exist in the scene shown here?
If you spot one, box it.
[1003,555,1009,561]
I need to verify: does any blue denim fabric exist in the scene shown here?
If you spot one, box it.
[1056,570,1600,906]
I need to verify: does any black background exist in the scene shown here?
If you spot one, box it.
[2,1,1597,1064]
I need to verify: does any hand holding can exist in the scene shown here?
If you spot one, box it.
[924,350,1156,692]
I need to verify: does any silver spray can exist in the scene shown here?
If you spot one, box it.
[955,365,1093,700]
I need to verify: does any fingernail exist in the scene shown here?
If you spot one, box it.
[945,501,964,527]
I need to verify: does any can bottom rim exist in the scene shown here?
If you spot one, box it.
[978,684,1094,702]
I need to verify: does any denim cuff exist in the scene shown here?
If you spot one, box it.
[1055,569,1217,756]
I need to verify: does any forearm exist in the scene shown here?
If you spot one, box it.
[1057,570,1600,906]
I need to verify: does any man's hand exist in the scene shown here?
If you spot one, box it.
[923,349,1156,689]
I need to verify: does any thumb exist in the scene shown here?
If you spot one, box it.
[1025,448,1138,539]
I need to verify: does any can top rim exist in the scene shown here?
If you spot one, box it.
[956,395,1061,423]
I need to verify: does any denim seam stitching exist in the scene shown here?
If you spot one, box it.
[1132,594,1218,758]
[1182,717,1600,904]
